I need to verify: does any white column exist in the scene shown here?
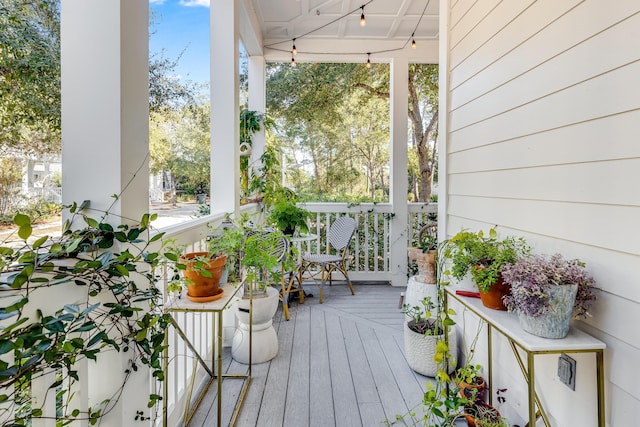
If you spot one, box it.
[210,0,240,216]
[248,56,266,179]
[389,58,410,287]
[61,0,149,227]
[438,0,450,243]
[61,1,150,425]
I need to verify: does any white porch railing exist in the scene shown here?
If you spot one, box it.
[2,202,435,425]
[155,201,436,425]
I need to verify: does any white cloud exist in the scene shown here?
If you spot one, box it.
[149,0,166,4]
[179,0,210,7]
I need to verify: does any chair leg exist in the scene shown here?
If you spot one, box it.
[338,263,355,295]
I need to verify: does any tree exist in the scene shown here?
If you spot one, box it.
[266,62,438,202]
[0,0,61,157]
[408,64,439,201]
[149,101,210,205]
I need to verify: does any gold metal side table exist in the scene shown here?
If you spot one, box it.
[163,282,251,427]
[445,288,606,427]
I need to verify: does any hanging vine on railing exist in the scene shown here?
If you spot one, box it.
[0,201,172,426]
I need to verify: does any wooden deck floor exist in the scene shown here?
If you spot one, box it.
[187,283,436,427]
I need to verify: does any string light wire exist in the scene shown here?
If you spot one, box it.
[264,0,432,61]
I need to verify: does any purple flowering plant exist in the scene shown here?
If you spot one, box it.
[501,254,597,319]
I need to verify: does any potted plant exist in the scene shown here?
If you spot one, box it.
[501,253,597,338]
[241,229,292,298]
[445,228,529,310]
[408,222,438,283]
[179,251,227,302]
[266,189,310,236]
[455,362,486,402]
[401,295,457,377]
[388,242,465,427]
[164,241,228,303]
[207,215,248,284]
[464,402,507,427]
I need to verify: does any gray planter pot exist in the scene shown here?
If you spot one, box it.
[518,283,578,339]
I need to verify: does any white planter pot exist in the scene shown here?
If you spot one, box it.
[232,286,279,364]
[404,322,457,377]
[405,276,438,309]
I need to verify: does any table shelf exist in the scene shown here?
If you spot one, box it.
[163,282,251,427]
[445,288,605,427]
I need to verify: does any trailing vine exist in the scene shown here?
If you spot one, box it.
[0,201,171,425]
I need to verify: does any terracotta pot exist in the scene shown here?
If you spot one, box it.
[407,247,436,283]
[478,275,510,310]
[464,402,501,427]
[181,252,227,301]
[459,375,486,402]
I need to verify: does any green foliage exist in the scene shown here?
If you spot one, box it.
[0,158,24,217]
[241,229,296,294]
[401,297,440,335]
[266,190,310,235]
[454,363,483,386]
[207,215,250,283]
[148,52,200,114]
[445,229,530,293]
[0,204,170,425]
[246,144,282,204]
[388,242,465,427]
[0,0,61,156]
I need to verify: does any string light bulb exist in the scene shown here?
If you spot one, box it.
[411,33,416,49]
[291,56,296,67]
[292,38,297,56]
[366,53,371,69]
[360,6,366,26]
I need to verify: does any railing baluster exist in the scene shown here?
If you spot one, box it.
[374,212,380,272]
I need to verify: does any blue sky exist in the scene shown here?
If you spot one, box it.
[149,0,211,86]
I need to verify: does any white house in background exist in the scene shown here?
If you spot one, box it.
[20,156,62,203]
[55,1,637,425]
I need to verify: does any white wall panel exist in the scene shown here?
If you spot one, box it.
[450,0,477,31]
[450,0,535,69]
[451,1,640,107]
[449,61,640,151]
[443,0,640,422]
[448,160,640,206]
[450,0,582,88]
[449,0,502,49]
[452,15,640,129]
[447,111,640,173]
[447,195,640,255]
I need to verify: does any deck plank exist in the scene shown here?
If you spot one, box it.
[183,284,440,427]
[283,303,311,426]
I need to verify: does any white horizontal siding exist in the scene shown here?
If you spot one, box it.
[451,12,640,129]
[442,0,640,425]
[450,60,640,152]
[448,110,640,173]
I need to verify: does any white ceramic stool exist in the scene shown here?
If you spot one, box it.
[232,286,279,364]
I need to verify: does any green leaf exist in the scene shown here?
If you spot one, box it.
[32,235,49,249]
[0,340,15,355]
[14,213,30,227]
[115,264,129,276]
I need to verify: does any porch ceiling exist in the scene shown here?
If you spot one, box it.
[240,0,440,62]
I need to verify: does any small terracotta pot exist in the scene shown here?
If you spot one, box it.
[459,376,486,402]
[478,275,510,310]
[464,402,501,427]
[181,252,227,301]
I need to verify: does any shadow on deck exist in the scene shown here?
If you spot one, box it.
[187,282,437,427]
